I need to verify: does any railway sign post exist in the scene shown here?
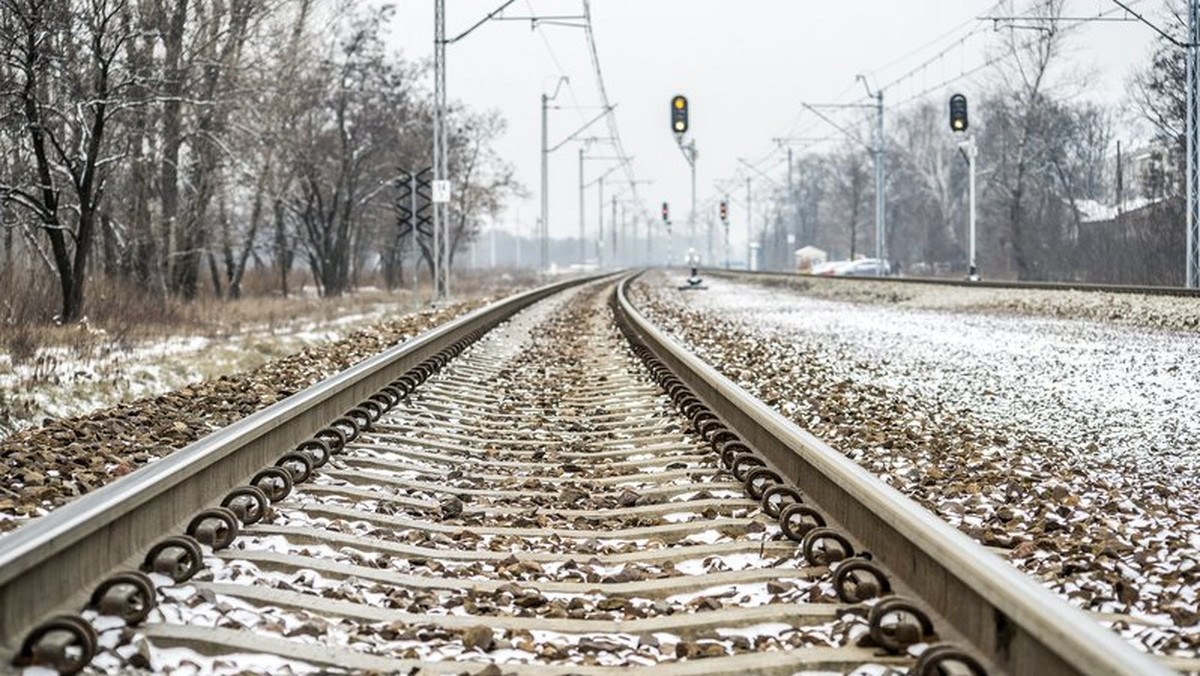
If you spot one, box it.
[432,180,451,203]
[951,94,979,281]
[398,168,433,305]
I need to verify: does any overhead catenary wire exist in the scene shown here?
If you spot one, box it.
[717,0,1154,202]
[581,0,644,215]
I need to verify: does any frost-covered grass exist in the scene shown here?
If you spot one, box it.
[0,279,498,439]
[0,269,539,439]
[0,295,401,438]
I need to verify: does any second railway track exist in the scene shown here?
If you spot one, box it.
[0,276,1174,675]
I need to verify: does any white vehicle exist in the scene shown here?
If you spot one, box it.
[811,260,855,276]
[836,258,892,277]
[810,258,892,277]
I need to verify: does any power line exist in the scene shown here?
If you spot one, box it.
[525,0,589,128]
[581,0,644,213]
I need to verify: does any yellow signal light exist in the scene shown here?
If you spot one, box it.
[671,95,689,134]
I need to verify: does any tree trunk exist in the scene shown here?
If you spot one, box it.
[274,199,292,297]
[159,0,187,291]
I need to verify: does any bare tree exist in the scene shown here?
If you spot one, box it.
[829,145,870,260]
[0,0,135,321]
[985,0,1067,279]
[445,110,523,269]
[287,6,409,297]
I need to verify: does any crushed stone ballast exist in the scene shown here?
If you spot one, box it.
[0,275,1168,676]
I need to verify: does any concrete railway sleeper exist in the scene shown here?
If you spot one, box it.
[0,274,1173,675]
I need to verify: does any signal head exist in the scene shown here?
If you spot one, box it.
[671,95,689,134]
[949,93,969,133]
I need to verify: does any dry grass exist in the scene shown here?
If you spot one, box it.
[0,265,533,365]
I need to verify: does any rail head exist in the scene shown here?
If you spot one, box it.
[704,267,1200,298]
[615,275,1170,676]
[0,274,601,655]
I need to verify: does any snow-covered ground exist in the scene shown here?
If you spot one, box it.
[631,272,1200,657]
[0,304,400,438]
[688,277,1200,473]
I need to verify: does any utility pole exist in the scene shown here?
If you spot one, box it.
[951,93,977,280]
[746,177,753,270]
[802,80,887,265]
[646,216,653,266]
[539,77,569,273]
[611,195,618,265]
[578,146,586,266]
[787,147,795,248]
[858,75,886,263]
[578,148,625,268]
[963,136,978,280]
[690,143,698,259]
[1189,0,1200,288]
[597,176,604,269]
[540,92,550,271]
[433,0,569,295]
[432,0,446,300]
[675,140,697,258]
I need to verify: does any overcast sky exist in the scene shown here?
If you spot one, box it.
[385,1,1161,253]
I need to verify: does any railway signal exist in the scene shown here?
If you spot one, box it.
[949,94,968,132]
[671,95,688,134]
[719,200,728,222]
[662,201,670,223]
[950,94,978,281]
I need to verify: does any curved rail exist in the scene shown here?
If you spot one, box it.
[614,274,1171,676]
[0,274,601,658]
[702,267,1200,298]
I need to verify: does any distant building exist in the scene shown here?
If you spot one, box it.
[1121,144,1180,203]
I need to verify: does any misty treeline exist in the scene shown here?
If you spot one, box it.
[759,3,1187,284]
[0,0,519,322]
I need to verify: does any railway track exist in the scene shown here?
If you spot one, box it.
[0,276,1172,675]
[704,268,1200,298]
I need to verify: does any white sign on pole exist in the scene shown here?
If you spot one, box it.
[432,180,452,203]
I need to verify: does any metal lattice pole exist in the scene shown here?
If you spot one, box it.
[746,177,752,270]
[874,89,886,264]
[689,142,697,261]
[540,93,549,272]
[1188,0,1200,288]
[578,147,586,266]
[433,0,448,300]
[597,177,604,268]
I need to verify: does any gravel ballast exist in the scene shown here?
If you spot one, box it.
[630,271,1200,660]
[0,300,489,536]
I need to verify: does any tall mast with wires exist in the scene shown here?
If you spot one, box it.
[1188,0,1199,288]
[432,0,448,299]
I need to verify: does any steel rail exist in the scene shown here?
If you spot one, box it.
[703,267,1200,298]
[0,274,601,658]
[614,274,1171,676]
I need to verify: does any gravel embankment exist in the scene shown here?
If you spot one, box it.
[718,272,1200,332]
[630,271,1200,659]
[0,300,488,536]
